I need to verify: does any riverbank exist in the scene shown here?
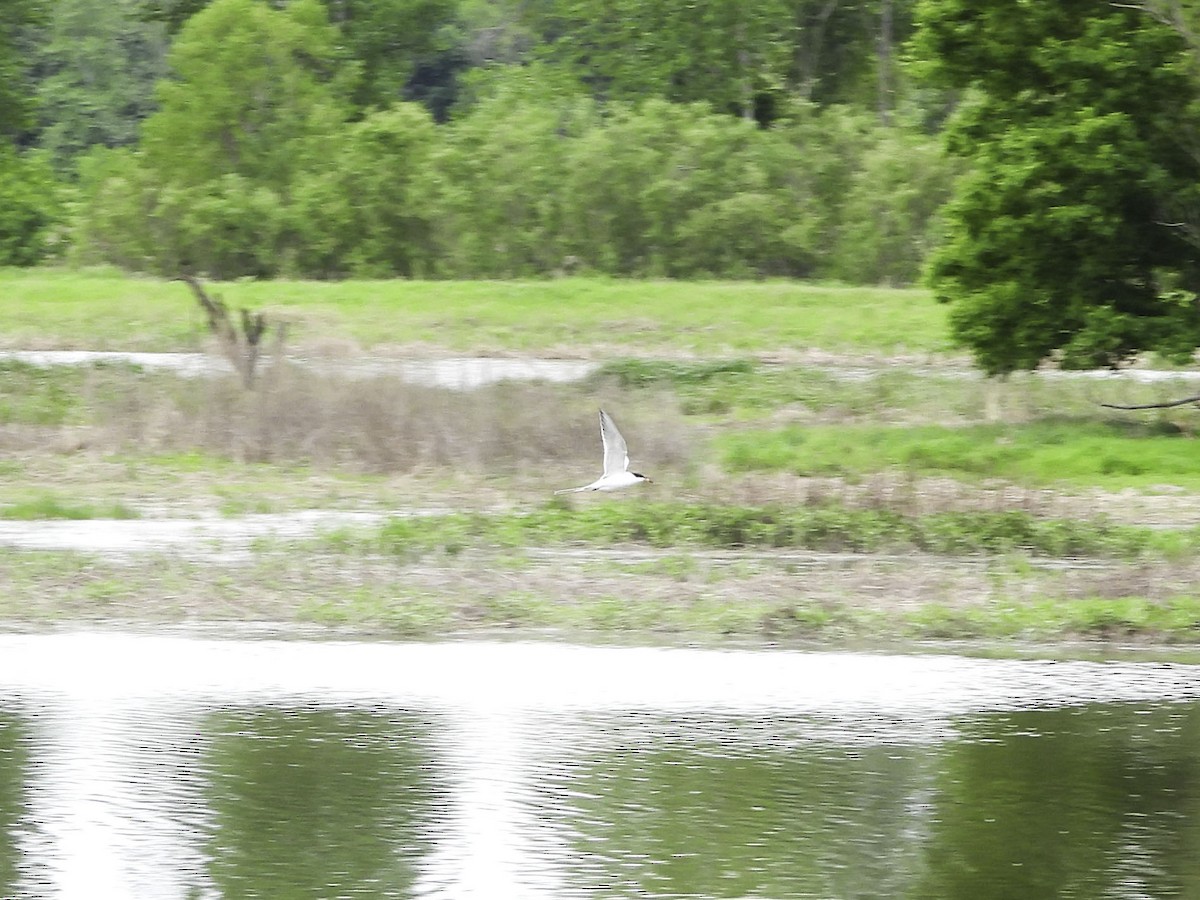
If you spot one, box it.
[6,538,1200,645]
[5,490,1200,645]
[4,272,1200,648]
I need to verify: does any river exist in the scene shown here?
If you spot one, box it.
[1,633,1198,898]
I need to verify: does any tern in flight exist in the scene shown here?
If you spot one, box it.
[555,409,652,494]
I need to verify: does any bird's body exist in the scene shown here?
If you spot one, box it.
[555,409,652,494]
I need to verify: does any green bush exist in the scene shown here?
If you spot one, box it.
[0,147,60,265]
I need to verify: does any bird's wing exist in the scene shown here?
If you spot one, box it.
[599,409,630,477]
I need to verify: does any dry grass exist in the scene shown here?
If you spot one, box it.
[6,356,1200,528]
[6,539,1200,642]
[76,363,695,477]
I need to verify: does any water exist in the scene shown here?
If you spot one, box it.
[0,510,388,558]
[0,351,598,389]
[1,634,1199,898]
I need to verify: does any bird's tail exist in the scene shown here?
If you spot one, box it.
[554,487,586,494]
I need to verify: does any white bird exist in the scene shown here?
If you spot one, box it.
[555,409,653,494]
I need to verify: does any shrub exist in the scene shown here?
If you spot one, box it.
[0,147,60,265]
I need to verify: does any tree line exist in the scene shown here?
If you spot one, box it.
[1,0,949,282]
[4,0,1200,376]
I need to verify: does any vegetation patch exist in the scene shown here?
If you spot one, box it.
[354,501,1175,559]
[0,360,89,425]
[593,358,854,416]
[295,590,1200,643]
[0,492,138,520]
[903,595,1200,643]
[0,271,950,357]
[718,420,1200,491]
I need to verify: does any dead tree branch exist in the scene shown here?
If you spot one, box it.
[1100,394,1200,410]
[179,274,285,389]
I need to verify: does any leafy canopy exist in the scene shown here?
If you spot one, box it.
[141,0,355,191]
[916,0,1200,374]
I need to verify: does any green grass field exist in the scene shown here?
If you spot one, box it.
[718,420,1200,492]
[5,267,1200,643]
[0,267,952,356]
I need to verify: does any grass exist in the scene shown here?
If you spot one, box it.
[6,541,1200,643]
[0,268,952,356]
[294,586,833,638]
[904,595,1200,642]
[718,419,1200,491]
[336,500,1185,559]
[6,270,1200,648]
[0,360,90,425]
[0,492,139,520]
[286,590,1200,642]
[593,357,842,417]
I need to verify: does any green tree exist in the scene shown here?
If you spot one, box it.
[140,0,354,191]
[325,0,461,112]
[424,65,593,275]
[560,99,822,277]
[527,0,798,120]
[0,147,60,265]
[290,103,438,277]
[139,0,469,120]
[70,146,167,270]
[916,0,1200,374]
[78,0,365,277]
[33,0,168,171]
[828,122,957,285]
[0,0,44,141]
[139,0,213,34]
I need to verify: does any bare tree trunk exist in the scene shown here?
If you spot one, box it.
[795,0,841,101]
[179,275,284,389]
[737,21,754,122]
[877,0,894,124]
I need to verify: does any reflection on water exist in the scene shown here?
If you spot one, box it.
[545,714,936,898]
[0,708,30,893]
[1,635,1200,898]
[919,704,1200,900]
[204,706,447,898]
[547,706,1200,899]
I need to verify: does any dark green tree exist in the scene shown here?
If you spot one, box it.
[74,0,360,277]
[0,148,60,265]
[916,0,1200,374]
[140,0,355,191]
[525,0,799,120]
[33,0,168,171]
[289,103,438,276]
[0,0,44,142]
[325,0,461,113]
[139,0,214,34]
[140,0,469,120]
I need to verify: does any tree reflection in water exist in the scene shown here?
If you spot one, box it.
[540,704,1200,899]
[202,705,448,898]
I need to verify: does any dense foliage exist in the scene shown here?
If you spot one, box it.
[917,0,1200,373]
[5,0,1200,368]
[0,0,949,281]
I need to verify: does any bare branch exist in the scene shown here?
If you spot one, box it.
[1100,394,1200,410]
[177,274,283,390]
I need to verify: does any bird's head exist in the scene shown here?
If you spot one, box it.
[632,473,652,484]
